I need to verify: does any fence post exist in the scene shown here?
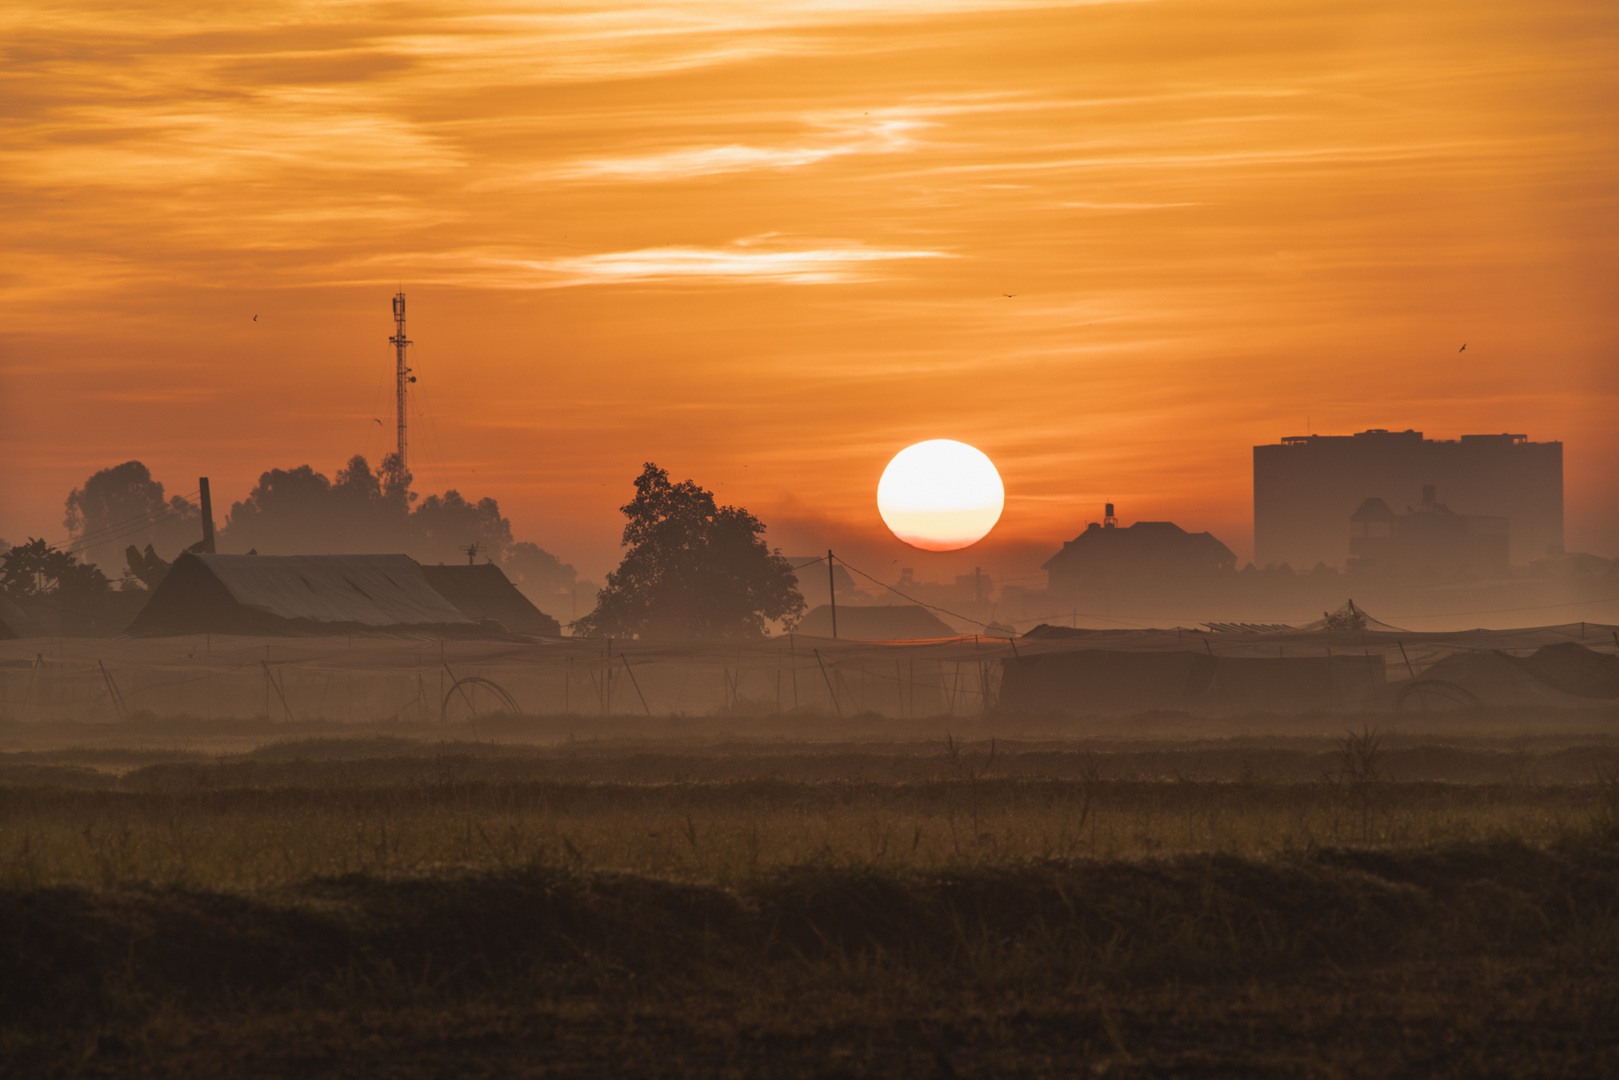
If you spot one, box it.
[262,661,294,721]
[620,653,651,716]
[814,649,843,717]
[99,661,130,723]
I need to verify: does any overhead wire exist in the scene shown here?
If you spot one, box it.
[365,326,393,468]
[1000,593,1619,631]
[53,490,200,550]
[407,336,456,497]
[1384,595,1619,620]
[52,491,204,560]
[833,553,994,631]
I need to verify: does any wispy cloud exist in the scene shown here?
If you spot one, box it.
[1058,200,1202,210]
[546,242,952,284]
[341,239,953,288]
[552,115,929,182]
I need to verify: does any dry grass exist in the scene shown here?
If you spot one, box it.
[2,726,1616,891]
[3,715,1619,1076]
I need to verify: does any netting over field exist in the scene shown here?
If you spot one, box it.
[3,622,1616,723]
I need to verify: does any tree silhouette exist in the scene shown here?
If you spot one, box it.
[64,461,198,568]
[221,455,517,564]
[2,539,109,601]
[504,541,594,614]
[576,463,804,640]
[220,464,341,553]
[411,490,513,565]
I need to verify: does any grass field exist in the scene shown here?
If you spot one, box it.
[3,712,1618,1076]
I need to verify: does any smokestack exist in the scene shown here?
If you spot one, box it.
[199,477,216,554]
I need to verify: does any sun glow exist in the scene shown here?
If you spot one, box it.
[876,440,1005,551]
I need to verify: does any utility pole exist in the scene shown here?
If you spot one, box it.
[198,477,216,553]
[827,549,838,639]
[390,292,414,471]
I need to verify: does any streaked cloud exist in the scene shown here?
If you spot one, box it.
[548,242,952,284]
[339,240,953,288]
[2,0,1617,576]
[551,114,929,182]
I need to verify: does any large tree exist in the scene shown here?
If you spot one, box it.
[212,453,579,615]
[64,461,199,569]
[576,463,804,641]
[219,464,339,554]
[221,455,518,563]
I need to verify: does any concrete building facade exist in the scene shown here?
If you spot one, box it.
[1253,429,1561,569]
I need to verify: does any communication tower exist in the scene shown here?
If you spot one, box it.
[389,293,415,469]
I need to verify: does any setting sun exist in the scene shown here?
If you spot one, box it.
[876,440,1005,552]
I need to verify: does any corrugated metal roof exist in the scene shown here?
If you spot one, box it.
[795,603,957,640]
[200,554,471,626]
[127,553,474,634]
[419,564,560,635]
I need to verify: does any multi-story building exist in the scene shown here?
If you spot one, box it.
[1253,429,1561,569]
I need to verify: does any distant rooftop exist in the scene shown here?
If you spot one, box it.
[1273,429,1538,447]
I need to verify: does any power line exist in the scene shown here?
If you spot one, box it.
[1000,591,1619,630]
[71,498,199,549]
[408,341,456,497]
[1386,595,1619,621]
[833,553,993,631]
[57,490,199,549]
[53,491,203,558]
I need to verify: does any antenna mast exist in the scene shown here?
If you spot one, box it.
[389,292,413,470]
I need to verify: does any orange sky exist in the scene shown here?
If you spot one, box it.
[3,0,1616,585]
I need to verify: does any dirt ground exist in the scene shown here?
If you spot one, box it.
[3,715,1618,1077]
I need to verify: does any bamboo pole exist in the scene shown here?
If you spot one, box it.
[814,649,842,717]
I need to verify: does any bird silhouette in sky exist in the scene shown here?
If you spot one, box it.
[1458,343,1467,352]
[252,314,258,321]
[1003,293,1016,298]
[373,418,383,425]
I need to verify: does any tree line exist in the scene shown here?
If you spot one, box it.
[5,458,807,641]
[4,454,590,625]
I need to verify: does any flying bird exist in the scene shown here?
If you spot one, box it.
[373,418,383,425]
[1458,343,1467,352]
[252,314,258,321]
[1003,293,1016,298]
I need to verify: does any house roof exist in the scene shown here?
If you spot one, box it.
[0,593,38,639]
[1350,497,1397,522]
[795,603,957,640]
[126,553,476,635]
[418,563,560,635]
[782,557,856,592]
[1042,520,1237,572]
